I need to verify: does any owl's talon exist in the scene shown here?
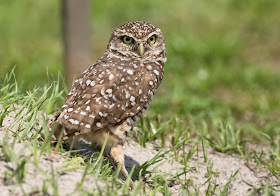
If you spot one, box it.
[110,144,136,189]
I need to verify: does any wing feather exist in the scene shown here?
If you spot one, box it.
[49,58,164,141]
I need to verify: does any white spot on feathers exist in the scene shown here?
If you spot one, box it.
[96,97,101,104]
[101,88,105,95]
[127,69,133,75]
[109,74,114,80]
[86,80,91,86]
[90,81,95,86]
[153,70,159,76]
[130,96,135,102]
[89,114,95,118]
[106,89,112,94]
[96,122,102,128]
[99,79,104,84]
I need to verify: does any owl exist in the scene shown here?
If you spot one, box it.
[48,21,166,188]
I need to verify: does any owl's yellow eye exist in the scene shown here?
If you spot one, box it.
[147,35,156,44]
[122,36,133,44]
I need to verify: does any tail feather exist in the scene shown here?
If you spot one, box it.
[47,111,77,142]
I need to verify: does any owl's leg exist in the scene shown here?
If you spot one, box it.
[110,143,135,189]
[64,136,80,149]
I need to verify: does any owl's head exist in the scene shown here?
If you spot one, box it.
[107,21,166,63]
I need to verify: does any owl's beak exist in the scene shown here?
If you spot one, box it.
[139,43,144,57]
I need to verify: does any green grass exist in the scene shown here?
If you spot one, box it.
[0,71,279,195]
[1,0,280,195]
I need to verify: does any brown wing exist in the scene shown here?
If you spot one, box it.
[49,58,164,141]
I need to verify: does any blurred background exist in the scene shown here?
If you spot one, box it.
[1,0,280,138]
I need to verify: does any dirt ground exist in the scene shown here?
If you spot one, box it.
[0,107,278,195]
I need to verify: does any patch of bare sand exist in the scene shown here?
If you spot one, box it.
[0,107,278,195]
[124,140,277,195]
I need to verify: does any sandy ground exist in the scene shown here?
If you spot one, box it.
[0,107,278,195]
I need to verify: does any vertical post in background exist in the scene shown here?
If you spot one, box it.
[62,0,92,87]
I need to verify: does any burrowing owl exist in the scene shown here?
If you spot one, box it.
[48,21,166,187]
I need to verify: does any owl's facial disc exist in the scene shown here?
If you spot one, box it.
[107,21,166,61]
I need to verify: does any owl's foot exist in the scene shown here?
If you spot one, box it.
[110,144,135,189]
